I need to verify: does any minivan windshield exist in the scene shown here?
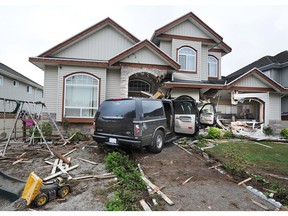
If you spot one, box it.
[97,100,136,118]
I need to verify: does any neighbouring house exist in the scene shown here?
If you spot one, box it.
[0,62,43,139]
[29,12,288,134]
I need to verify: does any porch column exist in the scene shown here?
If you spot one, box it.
[120,67,129,98]
[259,102,264,122]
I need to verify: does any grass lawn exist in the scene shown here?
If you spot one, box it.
[205,141,288,176]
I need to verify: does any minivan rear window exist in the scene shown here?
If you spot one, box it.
[97,100,136,118]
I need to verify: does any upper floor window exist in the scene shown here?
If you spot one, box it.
[13,80,19,87]
[178,47,196,71]
[64,73,99,118]
[0,75,3,85]
[27,86,32,94]
[208,56,218,77]
[129,79,150,93]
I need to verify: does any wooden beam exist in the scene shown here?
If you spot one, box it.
[51,159,59,174]
[140,199,152,211]
[51,148,71,164]
[77,157,98,165]
[43,164,79,181]
[238,177,252,186]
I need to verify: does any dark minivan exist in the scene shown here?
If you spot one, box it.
[92,96,216,153]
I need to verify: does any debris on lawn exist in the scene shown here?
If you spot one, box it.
[251,199,269,210]
[182,176,193,185]
[238,177,252,186]
[139,199,152,211]
[77,157,98,165]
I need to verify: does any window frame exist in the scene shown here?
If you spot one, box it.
[63,72,100,122]
[208,55,219,78]
[27,86,32,94]
[13,80,19,87]
[177,46,197,72]
[128,79,151,93]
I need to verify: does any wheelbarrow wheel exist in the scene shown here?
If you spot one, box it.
[34,193,48,207]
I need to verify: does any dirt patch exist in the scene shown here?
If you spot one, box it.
[0,140,283,211]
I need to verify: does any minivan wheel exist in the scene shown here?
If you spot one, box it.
[149,130,164,154]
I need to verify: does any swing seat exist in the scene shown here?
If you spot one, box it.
[23,120,34,127]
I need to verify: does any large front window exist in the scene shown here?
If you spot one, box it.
[208,56,218,77]
[178,47,196,71]
[129,79,150,93]
[64,73,99,118]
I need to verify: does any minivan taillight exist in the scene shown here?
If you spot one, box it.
[134,124,142,136]
[93,122,96,130]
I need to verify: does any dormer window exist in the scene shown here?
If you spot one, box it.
[178,47,196,71]
[208,56,218,78]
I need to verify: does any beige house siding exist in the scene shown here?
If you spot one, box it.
[201,45,209,81]
[54,25,134,60]
[44,66,58,113]
[170,88,199,101]
[159,41,172,57]
[234,75,270,88]
[120,47,168,65]
[56,65,106,121]
[172,39,202,81]
[269,93,281,120]
[106,69,121,99]
[165,20,210,39]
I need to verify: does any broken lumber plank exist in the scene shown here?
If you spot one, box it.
[51,159,59,174]
[43,164,79,181]
[51,148,71,164]
[141,176,174,206]
[268,174,288,180]
[63,133,76,146]
[173,142,193,155]
[65,157,71,169]
[139,199,152,211]
[263,188,277,194]
[182,176,193,185]
[12,158,23,165]
[208,164,223,169]
[63,148,77,157]
[251,199,269,210]
[17,152,26,159]
[73,174,116,180]
[238,177,252,186]
[77,157,98,165]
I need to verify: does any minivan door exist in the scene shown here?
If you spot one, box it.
[173,96,199,135]
[199,103,216,126]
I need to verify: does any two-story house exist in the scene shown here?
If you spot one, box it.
[29,12,287,133]
[0,62,43,139]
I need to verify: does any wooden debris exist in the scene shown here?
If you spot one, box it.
[73,174,116,180]
[251,199,269,210]
[77,157,98,165]
[45,160,72,179]
[173,142,193,156]
[139,199,152,211]
[43,164,79,181]
[141,175,174,206]
[238,177,252,186]
[51,148,71,164]
[12,158,23,165]
[208,164,223,169]
[268,174,288,180]
[280,205,288,211]
[17,152,26,159]
[263,188,277,194]
[63,133,76,146]
[51,159,59,174]
[182,176,193,185]
[63,148,77,157]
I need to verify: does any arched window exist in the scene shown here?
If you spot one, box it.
[64,73,99,118]
[129,79,150,93]
[208,56,218,77]
[178,47,196,71]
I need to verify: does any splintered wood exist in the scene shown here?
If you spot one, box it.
[138,163,174,206]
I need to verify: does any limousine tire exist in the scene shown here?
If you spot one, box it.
[149,130,164,153]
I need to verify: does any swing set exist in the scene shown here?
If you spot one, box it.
[0,98,65,157]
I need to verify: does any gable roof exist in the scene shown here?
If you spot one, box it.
[151,12,231,54]
[0,62,43,89]
[225,50,288,83]
[109,39,180,70]
[38,17,140,57]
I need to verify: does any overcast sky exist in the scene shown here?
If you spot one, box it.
[1,1,288,86]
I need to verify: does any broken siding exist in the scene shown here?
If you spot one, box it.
[234,75,270,88]
[120,47,168,65]
[44,66,58,113]
[159,41,172,57]
[56,66,106,122]
[106,69,121,99]
[269,93,281,120]
[172,39,202,81]
[165,20,210,39]
[54,25,134,60]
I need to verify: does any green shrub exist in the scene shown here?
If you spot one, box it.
[280,128,288,139]
[28,122,53,138]
[223,147,248,177]
[263,125,274,136]
[68,130,89,142]
[207,127,221,139]
[104,152,146,211]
